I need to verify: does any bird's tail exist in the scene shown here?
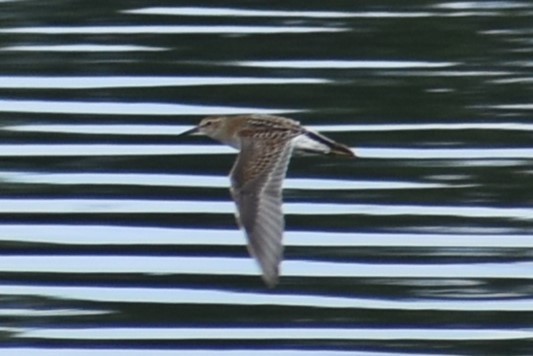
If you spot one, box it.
[296,130,356,158]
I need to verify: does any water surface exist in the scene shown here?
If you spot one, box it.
[0,1,532,355]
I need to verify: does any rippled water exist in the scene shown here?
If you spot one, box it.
[1,1,533,355]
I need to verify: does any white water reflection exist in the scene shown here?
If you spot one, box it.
[490,77,533,84]
[124,5,533,18]
[490,103,533,110]
[0,45,165,52]
[434,1,530,10]
[1,225,532,248]
[124,7,435,19]
[362,147,533,160]
[0,171,449,190]
[18,326,533,341]
[0,144,234,156]
[1,256,532,279]
[0,144,531,160]
[0,350,436,356]
[396,70,509,77]
[0,25,346,34]
[0,198,531,221]
[0,99,296,116]
[2,284,533,311]
[236,60,457,69]
[0,308,108,317]
[0,76,327,89]
[7,122,533,135]
[4,124,189,135]
[316,122,533,132]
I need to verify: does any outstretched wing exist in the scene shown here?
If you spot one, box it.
[230,135,294,287]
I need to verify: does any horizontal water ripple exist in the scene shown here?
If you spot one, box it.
[0,350,442,356]
[236,60,457,69]
[7,122,533,135]
[0,25,346,34]
[0,76,327,89]
[0,199,531,220]
[434,2,532,10]
[490,104,533,110]
[0,308,108,317]
[1,256,532,279]
[1,225,532,248]
[0,45,165,52]
[0,99,296,116]
[18,326,533,341]
[0,144,530,160]
[0,171,449,190]
[125,5,533,18]
[2,284,533,310]
[124,7,436,18]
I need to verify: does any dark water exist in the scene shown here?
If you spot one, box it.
[1,1,533,355]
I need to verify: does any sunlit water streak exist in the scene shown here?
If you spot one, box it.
[0,76,327,89]
[17,326,533,341]
[124,5,533,18]
[0,309,108,317]
[490,103,533,110]
[394,70,510,77]
[123,7,436,19]
[0,144,530,161]
[0,99,297,115]
[3,285,533,310]
[0,25,346,34]
[1,225,532,248]
[0,171,449,190]
[236,60,457,69]
[0,45,165,52]
[490,77,533,84]
[434,1,531,10]
[7,122,533,135]
[0,351,433,356]
[1,256,532,279]
[0,199,531,220]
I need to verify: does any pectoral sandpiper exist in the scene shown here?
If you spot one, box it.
[181,114,355,287]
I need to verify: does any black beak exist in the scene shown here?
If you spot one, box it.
[178,126,200,137]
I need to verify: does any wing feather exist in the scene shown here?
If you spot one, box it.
[230,137,294,287]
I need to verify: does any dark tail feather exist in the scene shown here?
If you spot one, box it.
[330,142,357,157]
[305,131,356,158]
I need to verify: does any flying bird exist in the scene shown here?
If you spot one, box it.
[181,114,355,287]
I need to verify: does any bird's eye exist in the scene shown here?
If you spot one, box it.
[204,121,213,127]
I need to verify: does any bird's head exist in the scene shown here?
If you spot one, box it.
[179,116,225,139]
[196,116,225,137]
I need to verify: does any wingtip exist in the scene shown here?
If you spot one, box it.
[262,272,279,288]
[245,237,281,288]
[258,259,280,288]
